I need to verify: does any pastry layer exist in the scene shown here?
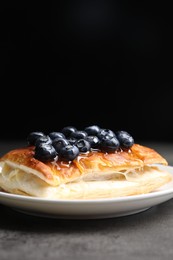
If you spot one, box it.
[0,164,172,199]
[0,144,168,186]
[0,143,171,199]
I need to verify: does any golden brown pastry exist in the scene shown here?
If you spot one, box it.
[0,143,172,199]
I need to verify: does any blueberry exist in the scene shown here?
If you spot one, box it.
[27,131,45,146]
[97,129,115,139]
[67,137,77,145]
[29,126,135,162]
[52,137,70,153]
[84,125,101,136]
[61,126,77,137]
[75,139,91,153]
[70,130,88,139]
[35,136,52,146]
[99,136,120,153]
[85,135,100,149]
[116,130,134,149]
[34,143,57,162]
[48,132,65,140]
[59,144,79,162]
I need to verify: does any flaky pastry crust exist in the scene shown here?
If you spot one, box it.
[0,143,172,199]
[0,144,168,185]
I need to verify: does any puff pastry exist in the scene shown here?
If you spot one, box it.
[0,144,172,199]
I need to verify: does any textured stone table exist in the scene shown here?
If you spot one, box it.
[0,141,173,260]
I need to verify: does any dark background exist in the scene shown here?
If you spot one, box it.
[0,1,173,142]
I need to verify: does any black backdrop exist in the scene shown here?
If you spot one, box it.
[0,1,173,142]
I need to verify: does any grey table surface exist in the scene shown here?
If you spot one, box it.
[0,140,173,260]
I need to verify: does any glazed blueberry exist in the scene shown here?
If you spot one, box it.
[84,125,101,136]
[34,143,57,162]
[67,137,77,145]
[99,136,120,153]
[58,144,79,162]
[52,137,70,153]
[61,126,77,137]
[85,135,100,149]
[75,139,91,153]
[97,129,115,139]
[116,130,134,149]
[35,135,52,146]
[29,126,135,163]
[48,132,65,140]
[70,130,88,139]
[27,131,45,146]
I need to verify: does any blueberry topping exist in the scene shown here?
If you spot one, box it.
[84,125,101,136]
[48,132,65,140]
[34,143,57,162]
[70,130,88,139]
[52,137,70,153]
[35,136,52,146]
[61,126,77,137]
[28,126,134,163]
[99,136,120,153]
[97,129,116,139]
[59,144,80,162]
[85,135,100,149]
[68,137,78,145]
[27,131,45,146]
[75,139,91,153]
[116,130,134,149]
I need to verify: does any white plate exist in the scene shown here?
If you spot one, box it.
[1,165,173,219]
